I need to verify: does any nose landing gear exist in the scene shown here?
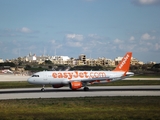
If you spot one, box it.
[41,85,45,92]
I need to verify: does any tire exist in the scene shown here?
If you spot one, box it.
[84,87,89,91]
[41,88,45,92]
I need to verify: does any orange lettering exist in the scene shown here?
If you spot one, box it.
[52,71,106,80]
[68,72,73,80]
[58,73,63,78]
[90,72,94,78]
[74,71,78,78]
[52,73,57,78]
[63,72,68,78]
[94,72,99,78]
[79,72,84,78]
[84,72,88,78]
[99,72,106,77]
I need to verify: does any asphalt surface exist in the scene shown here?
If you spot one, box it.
[0,74,30,81]
[0,86,160,100]
[0,74,160,100]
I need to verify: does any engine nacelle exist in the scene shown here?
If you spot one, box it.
[69,81,82,90]
[52,84,64,88]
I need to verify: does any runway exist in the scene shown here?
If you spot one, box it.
[0,74,30,81]
[0,86,160,100]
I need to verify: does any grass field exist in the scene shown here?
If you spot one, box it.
[0,96,160,120]
[0,80,160,89]
[1,78,160,119]
[131,74,160,78]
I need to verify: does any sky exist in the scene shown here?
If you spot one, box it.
[0,0,160,63]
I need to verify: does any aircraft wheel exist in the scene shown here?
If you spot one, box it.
[41,88,45,92]
[84,87,89,91]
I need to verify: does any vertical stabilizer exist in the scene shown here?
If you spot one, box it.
[113,52,132,72]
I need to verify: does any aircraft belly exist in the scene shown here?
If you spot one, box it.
[33,78,65,85]
[37,79,50,84]
[49,78,64,84]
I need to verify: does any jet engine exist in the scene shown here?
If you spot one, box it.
[69,81,82,90]
[52,84,64,88]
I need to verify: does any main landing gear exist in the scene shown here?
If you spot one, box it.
[83,87,89,91]
[41,85,45,92]
[40,84,89,91]
[83,82,89,91]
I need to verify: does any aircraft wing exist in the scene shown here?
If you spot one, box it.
[69,77,110,83]
[83,77,110,82]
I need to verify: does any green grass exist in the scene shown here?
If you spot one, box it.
[131,74,160,78]
[0,81,43,89]
[0,97,160,120]
[0,80,160,89]
[95,80,160,86]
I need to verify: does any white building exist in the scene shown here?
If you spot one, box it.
[51,56,70,64]
[25,53,37,62]
[0,58,4,63]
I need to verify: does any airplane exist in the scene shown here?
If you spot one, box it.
[27,52,134,91]
[2,69,13,74]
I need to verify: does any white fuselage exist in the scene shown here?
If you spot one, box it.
[27,71,134,85]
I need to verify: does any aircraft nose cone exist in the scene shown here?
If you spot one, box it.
[27,77,32,83]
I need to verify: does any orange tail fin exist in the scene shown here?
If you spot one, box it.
[113,52,132,72]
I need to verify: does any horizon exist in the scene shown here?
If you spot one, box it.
[1,52,158,64]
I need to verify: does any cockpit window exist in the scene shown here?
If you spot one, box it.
[32,75,39,77]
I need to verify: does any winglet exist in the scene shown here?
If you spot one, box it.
[113,52,132,72]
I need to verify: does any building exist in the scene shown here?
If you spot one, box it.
[7,52,147,67]
[24,53,37,62]
[114,56,144,65]
[79,54,86,65]
[52,56,70,65]
[0,58,4,63]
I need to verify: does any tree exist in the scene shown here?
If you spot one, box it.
[45,60,52,64]
[48,65,53,70]
[25,65,31,70]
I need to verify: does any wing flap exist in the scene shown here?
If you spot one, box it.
[69,77,110,82]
